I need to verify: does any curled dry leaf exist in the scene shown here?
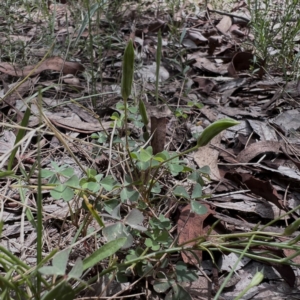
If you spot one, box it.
[193,77,217,95]
[216,16,232,35]
[151,116,167,155]
[227,52,253,77]
[185,29,208,44]
[225,171,286,210]
[177,203,214,265]
[148,19,168,33]
[194,135,221,181]
[194,57,229,75]
[230,24,246,37]
[0,57,85,77]
[0,77,39,107]
[62,74,82,88]
[236,140,281,163]
[0,35,32,43]
[148,105,172,155]
[208,36,222,55]
[47,116,112,134]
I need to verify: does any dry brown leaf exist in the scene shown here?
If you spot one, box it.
[208,36,222,55]
[216,16,232,34]
[148,105,171,155]
[272,263,295,287]
[0,130,16,154]
[148,19,168,33]
[177,203,214,265]
[213,197,281,219]
[236,141,281,163]
[225,171,286,210]
[230,24,246,37]
[48,116,111,133]
[0,35,32,43]
[186,29,208,44]
[67,103,98,123]
[151,116,168,155]
[193,77,217,95]
[0,77,39,106]
[62,74,82,87]
[193,57,229,75]
[227,52,253,77]
[0,57,85,77]
[194,135,221,180]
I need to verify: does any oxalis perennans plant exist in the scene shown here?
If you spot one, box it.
[36,39,239,299]
[2,38,300,300]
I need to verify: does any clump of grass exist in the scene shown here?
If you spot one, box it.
[247,0,300,79]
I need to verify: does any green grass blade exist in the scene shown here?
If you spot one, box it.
[233,270,264,300]
[41,281,75,300]
[0,171,14,178]
[0,221,3,237]
[36,89,43,298]
[0,245,30,270]
[0,274,18,292]
[83,238,126,270]
[214,235,256,300]
[74,3,102,46]
[19,184,37,229]
[155,29,162,105]
[7,106,31,170]
[83,195,105,228]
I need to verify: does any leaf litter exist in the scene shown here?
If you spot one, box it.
[1,0,300,299]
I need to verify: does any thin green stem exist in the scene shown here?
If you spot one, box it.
[214,234,256,300]
[36,89,43,299]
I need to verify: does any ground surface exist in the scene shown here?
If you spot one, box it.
[1,0,300,299]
